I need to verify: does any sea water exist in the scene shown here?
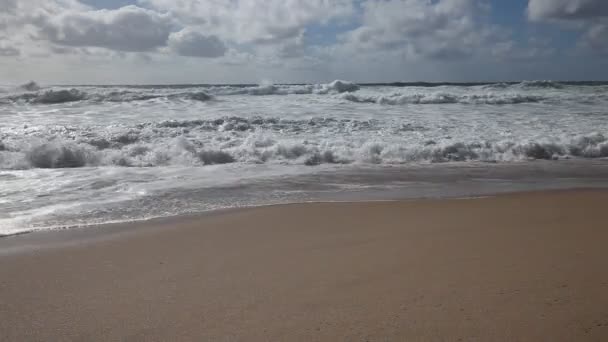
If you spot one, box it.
[2,80,608,235]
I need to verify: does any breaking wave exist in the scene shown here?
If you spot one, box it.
[35,89,88,104]
[3,77,608,236]
[1,88,215,105]
[480,80,565,90]
[341,92,546,105]
[19,81,41,91]
[518,80,564,89]
[1,116,607,169]
[0,80,359,105]
[213,80,360,96]
[2,80,605,107]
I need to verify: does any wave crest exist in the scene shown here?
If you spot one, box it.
[26,142,96,168]
[3,80,602,106]
[341,92,545,105]
[19,81,41,92]
[518,80,563,89]
[2,89,215,104]
[216,80,360,96]
[317,80,360,94]
[2,121,607,169]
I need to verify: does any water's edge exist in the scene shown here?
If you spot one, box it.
[1,186,607,257]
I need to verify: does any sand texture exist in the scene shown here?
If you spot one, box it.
[1,190,608,341]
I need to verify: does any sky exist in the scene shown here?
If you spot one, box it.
[0,0,607,84]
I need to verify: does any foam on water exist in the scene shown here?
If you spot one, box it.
[2,118,608,170]
[2,80,608,235]
[340,92,549,105]
[0,80,361,105]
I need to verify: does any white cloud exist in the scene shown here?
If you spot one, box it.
[0,45,19,56]
[0,0,88,26]
[1,0,605,83]
[219,49,256,66]
[256,34,307,59]
[340,0,512,60]
[35,5,175,52]
[581,23,608,55]
[527,0,608,56]
[168,28,226,58]
[528,0,608,21]
[490,38,555,61]
[0,0,230,59]
[141,0,355,44]
[0,0,18,14]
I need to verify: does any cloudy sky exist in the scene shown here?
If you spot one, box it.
[1,0,607,84]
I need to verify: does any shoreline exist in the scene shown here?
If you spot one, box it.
[2,188,608,340]
[4,159,608,237]
[0,187,604,253]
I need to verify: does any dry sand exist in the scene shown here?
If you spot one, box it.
[1,189,608,341]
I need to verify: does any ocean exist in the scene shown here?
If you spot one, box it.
[1,80,608,235]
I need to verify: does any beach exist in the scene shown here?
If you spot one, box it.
[1,189,607,341]
[4,0,608,340]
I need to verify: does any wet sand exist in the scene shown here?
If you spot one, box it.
[1,190,608,341]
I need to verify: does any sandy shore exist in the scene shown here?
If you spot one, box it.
[1,190,608,341]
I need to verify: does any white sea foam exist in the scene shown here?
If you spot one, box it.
[1,80,608,234]
[19,81,41,92]
[2,80,606,106]
[212,80,359,96]
[340,92,547,105]
[1,88,215,104]
[2,115,608,170]
[0,80,360,104]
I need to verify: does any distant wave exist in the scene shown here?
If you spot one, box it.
[0,80,359,105]
[517,80,564,89]
[213,80,359,96]
[340,92,546,105]
[480,80,565,90]
[2,79,606,106]
[18,81,41,91]
[1,89,215,105]
[1,116,607,169]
